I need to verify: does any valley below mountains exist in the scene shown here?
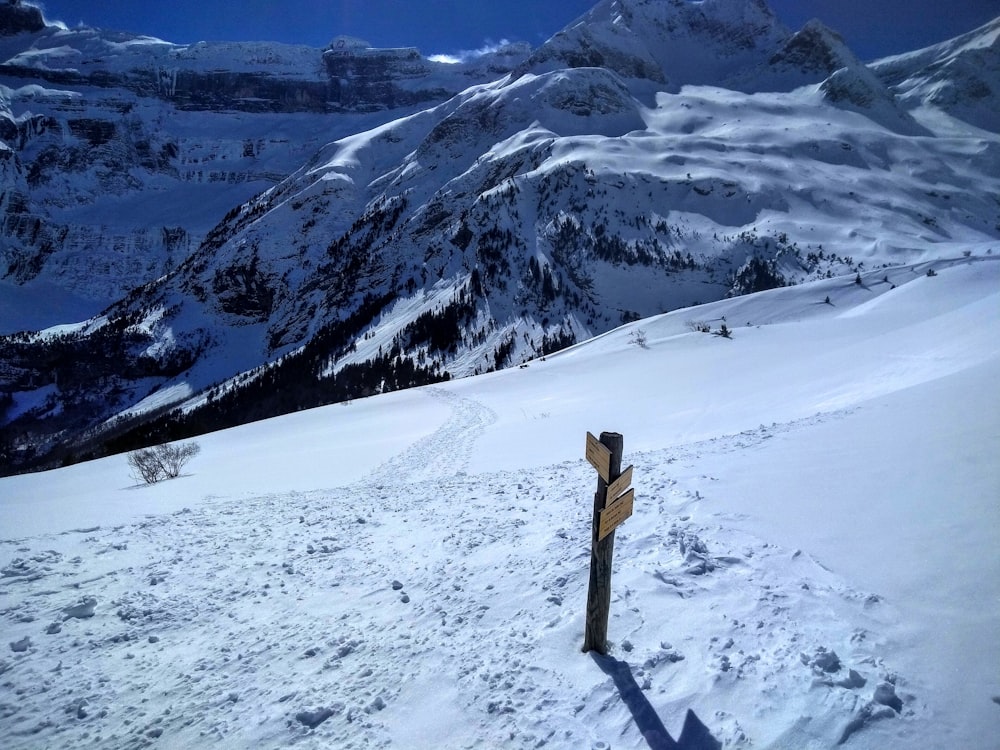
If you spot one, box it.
[1,0,998,474]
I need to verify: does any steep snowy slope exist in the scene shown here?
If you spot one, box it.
[871,15,1000,133]
[1,257,997,749]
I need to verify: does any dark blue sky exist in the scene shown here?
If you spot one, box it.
[37,0,999,62]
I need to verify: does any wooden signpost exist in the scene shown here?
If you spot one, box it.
[583,431,635,654]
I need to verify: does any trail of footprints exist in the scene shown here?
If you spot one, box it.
[1,393,907,748]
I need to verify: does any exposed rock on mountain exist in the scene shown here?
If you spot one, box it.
[0,9,530,321]
[517,0,790,93]
[0,0,43,36]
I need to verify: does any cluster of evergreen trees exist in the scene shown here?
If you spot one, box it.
[100,349,448,461]
[475,223,516,288]
[399,295,476,354]
[538,326,576,356]
[93,293,449,467]
[729,256,787,295]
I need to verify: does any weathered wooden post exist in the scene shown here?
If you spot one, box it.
[583,431,634,654]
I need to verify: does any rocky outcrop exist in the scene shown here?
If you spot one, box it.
[0,0,44,36]
[0,25,530,115]
[767,20,852,76]
[324,42,436,110]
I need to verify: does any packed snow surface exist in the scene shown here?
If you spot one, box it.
[1,258,998,748]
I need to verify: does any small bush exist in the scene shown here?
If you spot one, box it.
[629,329,649,349]
[127,442,201,484]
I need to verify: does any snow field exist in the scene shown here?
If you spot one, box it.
[0,397,901,749]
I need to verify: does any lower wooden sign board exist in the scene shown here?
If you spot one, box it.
[598,488,634,542]
[585,432,612,482]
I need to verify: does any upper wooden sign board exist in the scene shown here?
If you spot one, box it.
[585,432,612,482]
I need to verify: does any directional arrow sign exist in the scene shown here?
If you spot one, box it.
[598,488,634,541]
[586,432,612,482]
[607,465,633,502]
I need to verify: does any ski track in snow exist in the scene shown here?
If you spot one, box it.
[0,395,910,749]
[362,386,498,484]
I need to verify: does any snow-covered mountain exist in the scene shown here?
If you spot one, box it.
[1,0,999,475]
[0,0,530,324]
[2,255,998,749]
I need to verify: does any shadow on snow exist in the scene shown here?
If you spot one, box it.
[591,653,721,750]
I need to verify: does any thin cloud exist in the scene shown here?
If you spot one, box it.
[429,38,513,64]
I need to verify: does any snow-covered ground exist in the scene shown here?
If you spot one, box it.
[1,257,998,749]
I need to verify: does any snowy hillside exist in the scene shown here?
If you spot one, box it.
[1,257,998,749]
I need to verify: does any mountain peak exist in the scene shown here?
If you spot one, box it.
[770,19,929,134]
[723,13,918,114]
[723,17,869,93]
[767,19,853,75]
[517,0,790,92]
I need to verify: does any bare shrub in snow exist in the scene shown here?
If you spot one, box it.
[686,319,732,338]
[629,329,649,348]
[127,442,201,484]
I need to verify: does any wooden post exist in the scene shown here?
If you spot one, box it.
[583,431,623,654]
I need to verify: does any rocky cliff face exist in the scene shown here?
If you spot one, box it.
[0,12,530,326]
[0,0,43,36]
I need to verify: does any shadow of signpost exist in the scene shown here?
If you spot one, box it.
[591,653,721,750]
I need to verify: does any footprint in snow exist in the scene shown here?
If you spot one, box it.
[62,596,97,620]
